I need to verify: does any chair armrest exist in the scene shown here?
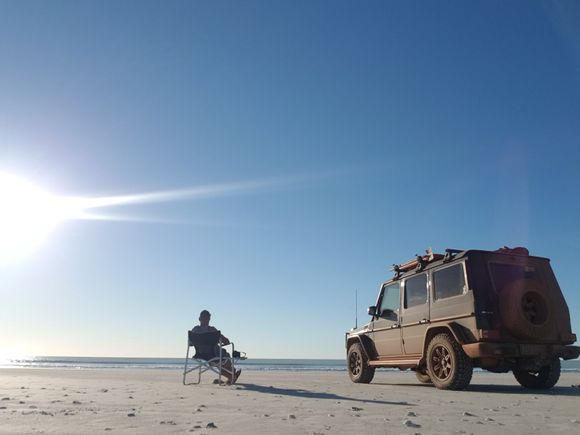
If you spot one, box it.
[219,342,234,352]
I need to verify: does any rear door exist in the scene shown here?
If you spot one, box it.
[371,282,403,357]
[401,273,429,356]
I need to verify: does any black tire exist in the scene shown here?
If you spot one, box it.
[513,358,561,389]
[347,342,375,383]
[426,333,473,390]
[415,369,432,384]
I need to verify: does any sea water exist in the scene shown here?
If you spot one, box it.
[0,356,346,371]
[1,356,579,372]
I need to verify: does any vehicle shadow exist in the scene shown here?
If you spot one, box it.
[371,382,580,396]
[466,384,580,396]
[236,383,414,406]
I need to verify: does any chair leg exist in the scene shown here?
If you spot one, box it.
[231,344,236,384]
[218,347,223,385]
[183,345,190,385]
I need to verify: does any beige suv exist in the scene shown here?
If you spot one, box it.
[345,247,579,390]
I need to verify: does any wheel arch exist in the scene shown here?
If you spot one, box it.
[346,334,376,360]
[419,323,467,366]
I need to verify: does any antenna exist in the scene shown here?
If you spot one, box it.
[355,289,358,329]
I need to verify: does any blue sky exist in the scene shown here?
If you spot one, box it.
[0,0,579,358]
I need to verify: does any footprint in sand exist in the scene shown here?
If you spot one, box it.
[402,419,421,428]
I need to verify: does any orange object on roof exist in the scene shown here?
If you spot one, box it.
[394,248,444,273]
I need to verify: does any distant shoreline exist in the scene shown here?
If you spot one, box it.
[2,356,578,372]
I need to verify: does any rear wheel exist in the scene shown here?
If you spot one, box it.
[513,358,561,389]
[415,369,432,384]
[347,342,375,383]
[426,333,473,390]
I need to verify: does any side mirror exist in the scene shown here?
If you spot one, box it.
[381,308,394,318]
[367,306,377,316]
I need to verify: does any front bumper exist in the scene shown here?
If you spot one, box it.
[462,342,580,360]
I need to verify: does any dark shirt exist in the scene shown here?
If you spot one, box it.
[191,325,220,357]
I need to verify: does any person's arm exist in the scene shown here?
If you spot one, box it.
[219,333,230,345]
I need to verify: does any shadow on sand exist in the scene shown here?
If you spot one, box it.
[236,383,413,406]
[370,382,580,397]
[466,384,580,396]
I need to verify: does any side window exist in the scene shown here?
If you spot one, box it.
[433,263,466,300]
[404,274,428,308]
[378,283,400,321]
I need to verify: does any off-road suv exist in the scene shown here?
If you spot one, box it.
[345,247,580,390]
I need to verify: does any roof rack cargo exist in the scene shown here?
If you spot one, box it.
[494,246,529,256]
[392,247,445,279]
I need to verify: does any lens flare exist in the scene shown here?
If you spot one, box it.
[0,171,316,264]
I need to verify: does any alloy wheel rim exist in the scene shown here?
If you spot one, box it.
[431,345,452,380]
[349,352,362,376]
[521,291,547,325]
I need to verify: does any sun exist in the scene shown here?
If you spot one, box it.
[0,346,28,364]
[0,172,78,264]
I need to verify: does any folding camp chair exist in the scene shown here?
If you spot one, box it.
[183,330,237,385]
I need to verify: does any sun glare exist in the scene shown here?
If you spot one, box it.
[0,172,79,264]
[0,170,300,264]
[0,346,28,364]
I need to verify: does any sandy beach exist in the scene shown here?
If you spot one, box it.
[1,368,579,434]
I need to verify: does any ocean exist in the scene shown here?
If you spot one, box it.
[1,356,579,372]
[0,357,346,371]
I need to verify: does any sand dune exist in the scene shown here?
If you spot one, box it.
[1,368,579,434]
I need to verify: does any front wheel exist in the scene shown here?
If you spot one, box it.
[347,342,375,383]
[426,333,473,390]
[513,358,561,389]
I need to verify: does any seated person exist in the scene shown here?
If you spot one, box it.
[191,310,241,383]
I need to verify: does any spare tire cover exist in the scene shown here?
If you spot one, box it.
[499,278,554,340]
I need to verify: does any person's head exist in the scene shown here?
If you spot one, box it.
[199,310,211,326]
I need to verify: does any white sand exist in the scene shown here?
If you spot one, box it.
[1,368,579,434]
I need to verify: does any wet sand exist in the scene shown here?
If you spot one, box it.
[1,368,579,434]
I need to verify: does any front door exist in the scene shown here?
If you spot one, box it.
[401,273,430,356]
[371,282,403,357]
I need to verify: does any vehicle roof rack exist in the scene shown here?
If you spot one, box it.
[443,248,464,262]
[391,247,445,279]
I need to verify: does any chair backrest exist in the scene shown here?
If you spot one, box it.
[188,330,221,347]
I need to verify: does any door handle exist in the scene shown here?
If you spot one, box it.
[419,318,429,324]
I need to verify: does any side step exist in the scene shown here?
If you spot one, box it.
[369,357,421,368]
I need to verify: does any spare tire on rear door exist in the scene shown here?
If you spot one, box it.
[499,279,554,340]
